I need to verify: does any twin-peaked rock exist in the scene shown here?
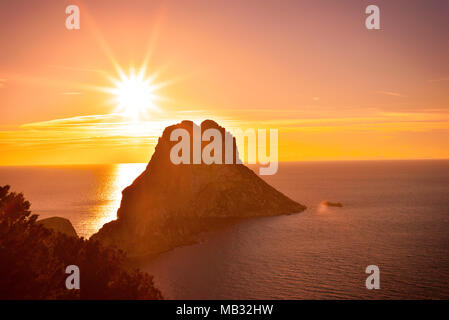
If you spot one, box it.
[92,120,305,256]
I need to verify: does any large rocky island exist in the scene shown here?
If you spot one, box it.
[92,120,306,257]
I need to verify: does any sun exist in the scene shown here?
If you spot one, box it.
[107,66,161,120]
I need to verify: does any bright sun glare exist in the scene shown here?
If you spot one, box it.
[107,66,161,120]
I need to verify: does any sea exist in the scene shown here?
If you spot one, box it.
[1,160,448,299]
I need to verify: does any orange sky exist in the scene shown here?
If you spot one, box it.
[1,0,449,165]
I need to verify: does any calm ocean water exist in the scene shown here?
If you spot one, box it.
[1,161,449,299]
[0,163,147,238]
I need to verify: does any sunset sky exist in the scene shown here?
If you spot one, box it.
[1,0,449,165]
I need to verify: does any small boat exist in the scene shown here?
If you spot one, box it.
[322,201,343,208]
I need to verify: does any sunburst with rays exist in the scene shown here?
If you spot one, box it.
[101,64,167,121]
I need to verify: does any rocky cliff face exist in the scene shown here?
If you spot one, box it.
[92,120,305,256]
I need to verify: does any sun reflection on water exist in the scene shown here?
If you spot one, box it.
[85,163,147,238]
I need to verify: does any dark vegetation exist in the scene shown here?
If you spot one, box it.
[0,185,163,300]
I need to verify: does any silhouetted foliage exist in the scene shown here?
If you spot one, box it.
[0,185,163,300]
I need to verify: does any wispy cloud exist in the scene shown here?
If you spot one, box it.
[2,110,449,165]
[60,91,83,95]
[48,65,108,75]
[428,77,449,83]
[230,111,449,134]
[20,113,168,137]
[376,91,405,97]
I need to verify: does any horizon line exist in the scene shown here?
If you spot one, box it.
[1,158,449,167]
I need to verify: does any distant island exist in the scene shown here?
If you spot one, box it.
[92,120,306,257]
